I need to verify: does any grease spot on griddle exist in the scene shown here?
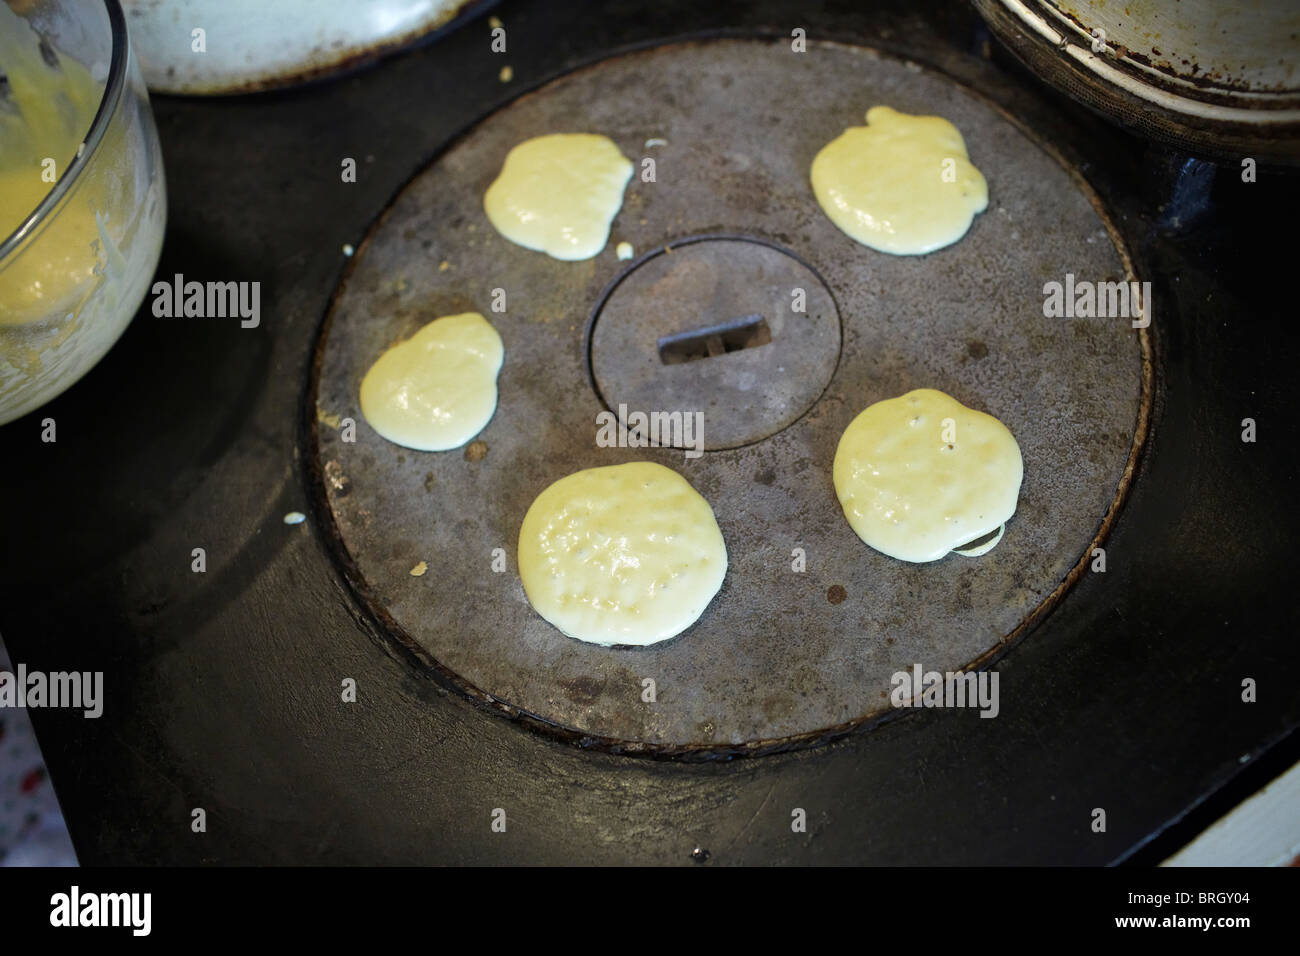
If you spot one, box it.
[562,676,603,704]
[763,696,795,720]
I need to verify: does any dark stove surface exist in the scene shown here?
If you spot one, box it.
[1,0,1297,865]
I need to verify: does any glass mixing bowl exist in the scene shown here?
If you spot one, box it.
[0,0,166,425]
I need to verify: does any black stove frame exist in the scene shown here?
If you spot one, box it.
[2,0,1296,865]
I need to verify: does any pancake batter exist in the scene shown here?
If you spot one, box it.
[518,461,727,646]
[0,2,104,325]
[359,312,504,451]
[484,133,633,261]
[833,388,1022,562]
[811,106,988,256]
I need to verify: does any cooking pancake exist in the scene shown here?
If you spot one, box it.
[811,106,988,255]
[833,388,1022,562]
[484,133,633,260]
[359,312,504,452]
[518,461,727,647]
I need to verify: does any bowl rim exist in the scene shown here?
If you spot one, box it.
[0,0,129,261]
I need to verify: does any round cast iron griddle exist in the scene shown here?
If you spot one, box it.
[311,38,1150,753]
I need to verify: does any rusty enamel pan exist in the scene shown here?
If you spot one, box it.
[973,0,1300,162]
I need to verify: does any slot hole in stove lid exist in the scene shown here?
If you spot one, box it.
[658,313,773,364]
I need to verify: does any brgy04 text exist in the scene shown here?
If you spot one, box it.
[1129,892,1250,907]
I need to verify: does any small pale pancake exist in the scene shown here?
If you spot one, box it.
[518,461,727,646]
[811,106,988,256]
[359,311,503,451]
[833,389,1022,562]
[484,133,633,261]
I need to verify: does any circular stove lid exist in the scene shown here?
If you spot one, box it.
[589,235,841,451]
[310,38,1151,756]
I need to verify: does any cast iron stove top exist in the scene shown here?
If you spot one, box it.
[1,0,1296,865]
